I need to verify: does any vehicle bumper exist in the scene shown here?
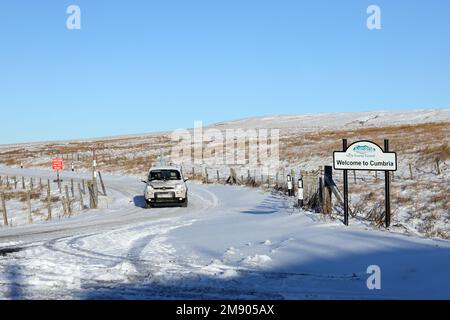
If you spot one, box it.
[145,191,187,204]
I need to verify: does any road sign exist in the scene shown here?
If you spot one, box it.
[333,139,396,228]
[52,158,63,170]
[333,140,397,171]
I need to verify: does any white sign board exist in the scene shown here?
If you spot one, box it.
[333,140,397,171]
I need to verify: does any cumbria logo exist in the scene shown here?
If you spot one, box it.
[353,145,376,154]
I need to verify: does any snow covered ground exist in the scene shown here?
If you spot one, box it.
[0,109,449,299]
[1,167,450,300]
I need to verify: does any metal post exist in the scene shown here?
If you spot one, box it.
[384,139,391,228]
[343,139,349,226]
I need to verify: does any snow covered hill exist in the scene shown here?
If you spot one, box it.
[211,109,450,131]
[0,109,448,148]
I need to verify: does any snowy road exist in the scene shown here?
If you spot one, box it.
[1,167,450,300]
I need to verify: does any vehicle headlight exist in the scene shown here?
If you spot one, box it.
[175,184,185,191]
[146,185,154,192]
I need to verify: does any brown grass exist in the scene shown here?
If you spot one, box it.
[280,121,450,162]
[420,143,450,161]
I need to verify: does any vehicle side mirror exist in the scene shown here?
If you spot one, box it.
[141,180,148,184]
[184,178,189,182]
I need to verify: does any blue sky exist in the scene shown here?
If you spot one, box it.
[1,0,449,143]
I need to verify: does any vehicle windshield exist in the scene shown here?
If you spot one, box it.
[149,170,181,181]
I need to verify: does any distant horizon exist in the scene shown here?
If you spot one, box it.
[1,107,448,146]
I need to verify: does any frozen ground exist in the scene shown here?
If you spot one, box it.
[1,167,449,300]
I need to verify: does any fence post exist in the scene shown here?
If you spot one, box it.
[353,170,356,184]
[323,166,333,214]
[62,196,68,217]
[78,183,84,210]
[47,180,52,221]
[65,185,72,216]
[93,174,98,200]
[409,163,414,180]
[71,179,75,198]
[291,170,296,194]
[88,181,98,209]
[192,167,195,180]
[1,193,8,227]
[226,168,238,185]
[318,175,324,212]
[436,157,441,175]
[205,168,209,184]
[216,170,220,183]
[22,176,25,189]
[27,189,33,224]
[98,171,107,196]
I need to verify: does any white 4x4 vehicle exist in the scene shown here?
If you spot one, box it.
[142,167,188,208]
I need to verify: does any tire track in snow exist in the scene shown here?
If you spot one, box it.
[0,169,241,299]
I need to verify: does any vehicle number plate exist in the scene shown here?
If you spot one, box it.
[157,193,173,198]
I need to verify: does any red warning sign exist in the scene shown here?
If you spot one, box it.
[52,158,63,170]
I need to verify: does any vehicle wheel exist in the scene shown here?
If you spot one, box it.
[181,197,188,207]
[144,201,152,209]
